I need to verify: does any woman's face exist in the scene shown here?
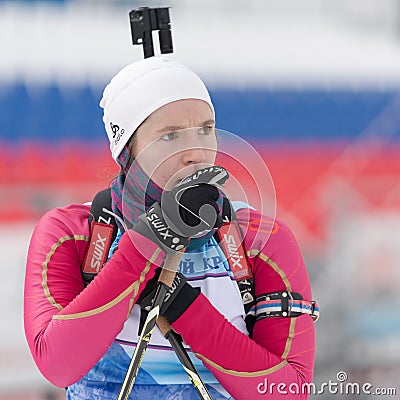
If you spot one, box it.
[132,99,217,189]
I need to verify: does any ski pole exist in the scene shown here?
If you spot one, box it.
[157,316,213,400]
[117,250,184,400]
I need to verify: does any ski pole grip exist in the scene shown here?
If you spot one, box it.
[157,315,172,336]
[158,250,185,287]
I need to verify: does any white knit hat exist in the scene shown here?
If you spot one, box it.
[100,57,214,161]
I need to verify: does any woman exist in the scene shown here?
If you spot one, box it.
[24,56,318,399]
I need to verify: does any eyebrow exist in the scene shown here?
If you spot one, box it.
[157,119,216,134]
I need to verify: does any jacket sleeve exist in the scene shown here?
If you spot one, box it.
[171,210,316,399]
[24,204,163,388]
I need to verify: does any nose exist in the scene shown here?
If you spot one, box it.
[180,133,207,165]
[182,147,206,165]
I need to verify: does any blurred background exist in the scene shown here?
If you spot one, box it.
[1,0,399,399]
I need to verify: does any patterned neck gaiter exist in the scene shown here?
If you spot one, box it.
[110,145,162,231]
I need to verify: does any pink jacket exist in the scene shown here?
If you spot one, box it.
[24,203,316,399]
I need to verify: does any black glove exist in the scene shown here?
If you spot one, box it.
[162,183,222,236]
[135,202,189,252]
[138,270,200,332]
[134,166,229,253]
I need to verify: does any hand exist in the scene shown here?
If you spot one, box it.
[134,166,229,253]
[138,269,201,330]
[161,165,229,237]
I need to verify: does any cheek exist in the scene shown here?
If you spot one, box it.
[133,140,173,185]
[146,157,180,188]
[205,149,217,164]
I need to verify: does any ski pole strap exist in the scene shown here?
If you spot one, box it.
[249,291,320,322]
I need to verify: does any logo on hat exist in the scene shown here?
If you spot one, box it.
[110,122,125,146]
[110,122,120,138]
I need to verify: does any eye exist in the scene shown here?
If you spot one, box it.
[199,126,214,135]
[160,131,179,141]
